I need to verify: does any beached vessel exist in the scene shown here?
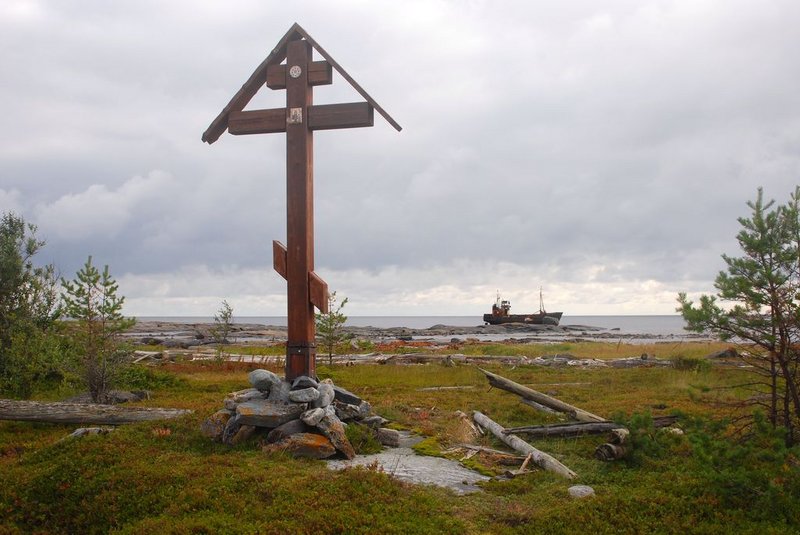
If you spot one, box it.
[483,290,563,326]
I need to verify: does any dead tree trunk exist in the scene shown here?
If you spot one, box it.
[473,411,576,479]
[0,399,192,425]
[505,416,678,438]
[478,368,605,422]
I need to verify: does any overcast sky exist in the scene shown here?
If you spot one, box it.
[2,0,799,317]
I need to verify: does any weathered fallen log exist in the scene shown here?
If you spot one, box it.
[505,421,626,438]
[473,411,576,479]
[519,398,561,415]
[478,368,605,422]
[417,385,476,392]
[0,399,192,425]
[505,415,679,438]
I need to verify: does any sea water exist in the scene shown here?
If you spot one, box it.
[136,315,690,337]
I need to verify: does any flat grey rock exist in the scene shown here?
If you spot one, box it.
[224,388,264,410]
[332,385,362,405]
[328,442,489,495]
[236,399,306,428]
[289,387,320,403]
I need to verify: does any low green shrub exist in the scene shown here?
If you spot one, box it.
[412,436,443,457]
[345,423,383,455]
[611,411,687,466]
[686,412,800,523]
[115,366,185,391]
[670,354,712,372]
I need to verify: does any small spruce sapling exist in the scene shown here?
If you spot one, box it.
[316,291,348,365]
[61,256,134,403]
[210,300,234,362]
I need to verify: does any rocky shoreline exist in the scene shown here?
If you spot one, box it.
[123,320,712,349]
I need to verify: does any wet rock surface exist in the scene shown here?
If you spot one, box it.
[125,319,713,353]
[328,432,489,495]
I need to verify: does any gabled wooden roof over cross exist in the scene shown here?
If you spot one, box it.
[203,22,401,144]
[203,23,400,381]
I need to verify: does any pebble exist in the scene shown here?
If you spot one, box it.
[568,485,595,499]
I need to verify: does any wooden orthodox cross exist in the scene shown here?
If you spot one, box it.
[203,23,401,380]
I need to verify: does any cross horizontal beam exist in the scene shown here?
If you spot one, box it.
[228,102,374,135]
[266,61,333,89]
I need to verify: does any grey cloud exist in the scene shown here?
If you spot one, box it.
[2,1,799,313]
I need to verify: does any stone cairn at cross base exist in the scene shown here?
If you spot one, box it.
[201,370,398,459]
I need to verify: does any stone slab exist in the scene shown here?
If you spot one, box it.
[332,385,362,405]
[236,400,307,428]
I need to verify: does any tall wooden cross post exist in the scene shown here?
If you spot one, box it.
[202,23,401,380]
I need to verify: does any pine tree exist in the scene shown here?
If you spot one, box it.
[316,291,348,365]
[678,187,800,445]
[61,256,135,403]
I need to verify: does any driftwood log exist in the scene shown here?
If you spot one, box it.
[0,399,192,425]
[473,411,576,479]
[519,398,560,415]
[505,415,679,438]
[478,368,605,422]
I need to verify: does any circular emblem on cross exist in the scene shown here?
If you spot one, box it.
[289,65,302,79]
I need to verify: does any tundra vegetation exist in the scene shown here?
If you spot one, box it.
[1,356,799,533]
[2,200,800,532]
